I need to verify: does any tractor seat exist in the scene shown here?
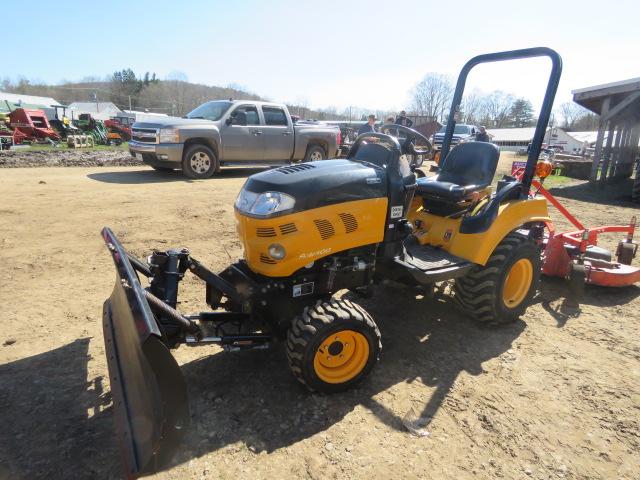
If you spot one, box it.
[416,180,484,202]
[416,142,500,215]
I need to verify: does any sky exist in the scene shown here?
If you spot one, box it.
[4,0,639,114]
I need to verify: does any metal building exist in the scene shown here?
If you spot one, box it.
[572,78,640,201]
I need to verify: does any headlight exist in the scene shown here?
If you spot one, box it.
[235,190,295,217]
[268,243,286,260]
[159,128,180,143]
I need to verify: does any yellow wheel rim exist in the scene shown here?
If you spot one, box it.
[313,330,369,384]
[502,258,533,308]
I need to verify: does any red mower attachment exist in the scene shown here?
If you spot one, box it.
[9,108,61,143]
[512,160,640,288]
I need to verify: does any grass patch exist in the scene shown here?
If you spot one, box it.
[539,173,575,187]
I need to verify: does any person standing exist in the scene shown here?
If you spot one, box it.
[395,110,413,128]
[357,115,378,136]
[475,126,490,142]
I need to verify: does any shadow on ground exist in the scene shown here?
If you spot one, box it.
[546,177,637,207]
[166,287,524,472]
[535,275,640,327]
[0,286,525,478]
[0,339,119,480]
[87,167,270,184]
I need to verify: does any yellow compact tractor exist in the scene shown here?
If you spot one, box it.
[101,47,562,476]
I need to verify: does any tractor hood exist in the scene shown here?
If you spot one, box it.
[240,160,386,213]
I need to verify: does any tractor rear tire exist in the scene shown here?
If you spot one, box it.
[286,298,381,393]
[454,232,541,325]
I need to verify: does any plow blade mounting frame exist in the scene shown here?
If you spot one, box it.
[101,227,189,478]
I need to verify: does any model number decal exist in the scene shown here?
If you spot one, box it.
[366,177,382,184]
[293,282,314,297]
[298,248,331,259]
[390,206,403,219]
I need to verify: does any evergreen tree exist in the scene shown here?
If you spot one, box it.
[508,98,536,127]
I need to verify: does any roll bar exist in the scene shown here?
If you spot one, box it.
[440,47,562,196]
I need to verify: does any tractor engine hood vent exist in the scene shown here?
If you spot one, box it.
[242,160,387,214]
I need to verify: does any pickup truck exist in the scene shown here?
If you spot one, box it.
[430,123,478,163]
[129,100,341,178]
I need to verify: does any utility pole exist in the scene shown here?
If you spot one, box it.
[128,95,132,112]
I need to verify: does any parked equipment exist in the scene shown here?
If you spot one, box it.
[100,48,564,477]
[8,108,60,143]
[105,117,132,143]
[511,154,639,287]
[0,113,14,149]
[75,113,108,145]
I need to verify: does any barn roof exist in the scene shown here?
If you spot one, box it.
[0,91,63,109]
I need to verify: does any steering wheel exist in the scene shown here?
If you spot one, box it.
[378,124,432,156]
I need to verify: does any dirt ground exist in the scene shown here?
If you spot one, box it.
[1,155,639,480]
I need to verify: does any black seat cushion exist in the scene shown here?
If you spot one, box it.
[415,179,483,202]
[416,142,500,202]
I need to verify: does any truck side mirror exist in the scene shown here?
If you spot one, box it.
[225,117,232,126]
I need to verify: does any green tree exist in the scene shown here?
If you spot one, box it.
[110,68,141,107]
[508,98,535,127]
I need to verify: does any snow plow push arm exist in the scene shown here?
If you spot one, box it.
[101,227,189,478]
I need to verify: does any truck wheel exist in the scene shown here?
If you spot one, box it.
[454,232,541,325]
[304,145,326,162]
[182,144,218,179]
[286,299,381,393]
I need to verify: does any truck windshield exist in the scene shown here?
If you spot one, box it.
[185,101,232,121]
[437,125,471,134]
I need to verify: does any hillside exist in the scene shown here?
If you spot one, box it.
[1,75,348,120]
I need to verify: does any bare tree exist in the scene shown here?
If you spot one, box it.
[460,90,484,124]
[410,73,453,122]
[483,90,515,128]
[166,71,189,116]
[559,102,588,130]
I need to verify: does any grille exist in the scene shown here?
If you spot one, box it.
[276,163,316,174]
[256,227,277,237]
[259,253,277,264]
[279,223,298,235]
[338,213,358,233]
[314,219,335,240]
[131,128,158,143]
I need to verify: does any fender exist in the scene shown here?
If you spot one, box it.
[411,198,550,266]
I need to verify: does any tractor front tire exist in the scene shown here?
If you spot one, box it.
[286,299,381,393]
[455,232,541,325]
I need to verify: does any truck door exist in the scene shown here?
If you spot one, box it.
[222,104,264,161]
[261,106,294,161]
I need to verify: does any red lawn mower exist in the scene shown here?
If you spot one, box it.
[512,153,639,290]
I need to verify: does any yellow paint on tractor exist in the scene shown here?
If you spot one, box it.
[313,329,370,384]
[408,198,550,266]
[502,258,534,307]
[235,197,388,277]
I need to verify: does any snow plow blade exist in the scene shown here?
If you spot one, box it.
[101,227,189,478]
